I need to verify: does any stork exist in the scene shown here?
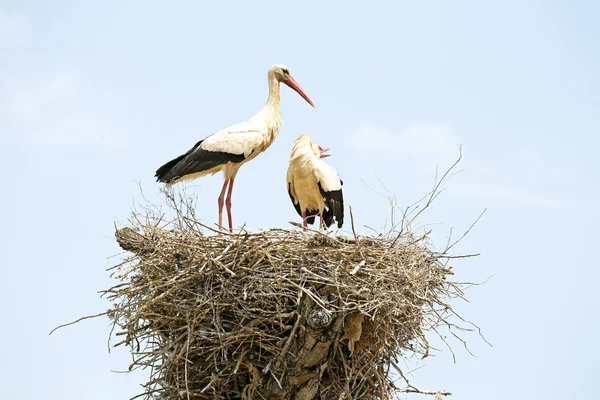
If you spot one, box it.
[286,134,344,231]
[155,64,314,232]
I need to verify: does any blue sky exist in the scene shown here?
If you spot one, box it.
[2,1,599,398]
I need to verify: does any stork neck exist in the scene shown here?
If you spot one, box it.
[266,75,281,110]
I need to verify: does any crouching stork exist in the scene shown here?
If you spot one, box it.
[286,133,344,231]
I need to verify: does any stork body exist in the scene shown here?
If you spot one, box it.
[155,65,314,232]
[286,134,344,231]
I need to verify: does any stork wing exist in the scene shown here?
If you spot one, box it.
[286,167,317,225]
[155,124,265,184]
[314,162,344,228]
[201,122,266,158]
[287,183,303,217]
[286,167,302,216]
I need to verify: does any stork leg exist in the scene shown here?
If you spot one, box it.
[319,212,324,232]
[217,178,229,231]
[302,211,307,231]
[225,177,235,233]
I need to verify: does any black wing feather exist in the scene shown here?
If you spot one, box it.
[155,140,246,183]
[318,181,344,229]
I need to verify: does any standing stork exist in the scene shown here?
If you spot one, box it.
[155,64,314,232]
[286,134,344,231]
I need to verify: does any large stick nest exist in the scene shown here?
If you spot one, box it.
[100,187,476,400]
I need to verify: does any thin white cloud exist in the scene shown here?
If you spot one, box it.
[351,120,582,211]
[351,121,463,164]
[451,182,575,210]
[0,8,31,49]
[2,70,129,147]
[468,147,573,183]
[23,111,129,147]
[6,72,78,117]
[451,149,584,210]
[0,11,126,148]
[510,148,543,167]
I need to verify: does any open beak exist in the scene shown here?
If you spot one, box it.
[283,76,315,107]
[318,146,331,158]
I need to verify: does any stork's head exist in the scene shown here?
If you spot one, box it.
[269,64,315,107]
[292,134,331,159]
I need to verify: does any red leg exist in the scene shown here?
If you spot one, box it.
[225,177,235,233]
[319,212,324,232]
[217,179,229,231]
[302,210,307,231]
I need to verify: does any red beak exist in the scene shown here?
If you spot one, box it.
[318,146,331,158]
[283,76,315,107]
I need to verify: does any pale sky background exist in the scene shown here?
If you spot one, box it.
[2,1,599,399]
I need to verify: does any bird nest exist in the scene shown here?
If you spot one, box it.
[92,185,479,400]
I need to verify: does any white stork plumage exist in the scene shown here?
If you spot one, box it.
[155,64,314,232]
[286,134,344,231]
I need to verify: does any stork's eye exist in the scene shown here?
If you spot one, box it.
[282,69,289,75]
